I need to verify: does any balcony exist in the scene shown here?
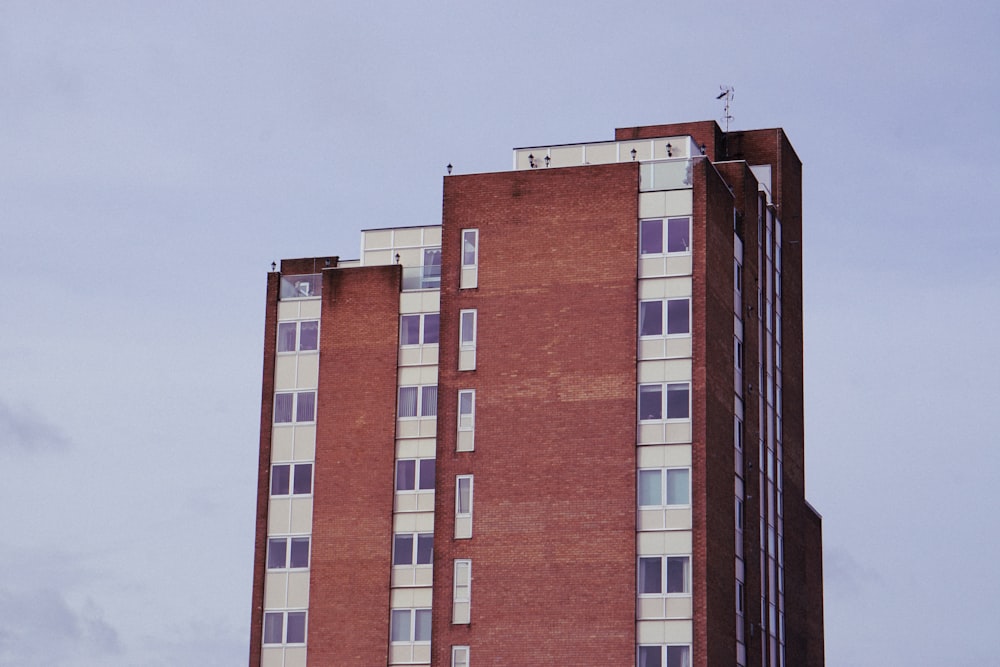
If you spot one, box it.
[401,264,441,291]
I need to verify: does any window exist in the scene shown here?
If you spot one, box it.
[390,608,431,643]
[452,646,470,667]
[639,298,690,336]
[270,463,313,496]
[453,559,471,624]
[396,458,435,492]
[400,313,440,346]
[422,248,442,288]
[397,385,438,418]
[393,533,433,566]
[273,391,316,423]
[462,230,479,267]
[638,383,690,421]
[279,274,321,299]
[456,475,473,516]
[263,610,307,645]
[458,390,475,431]
[460,310,477,348]
[640,217,691,256]
[638,556,690,596]
[267,536,310,569]
[277,320,319,352]
[638,645,691,667]
[638,468,690,507]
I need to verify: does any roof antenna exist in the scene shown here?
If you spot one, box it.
[717,85,735,133]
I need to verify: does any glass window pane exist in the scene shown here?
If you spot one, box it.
[638,470,662,506]
[398,387,418,418]
[390,610,411,642]
[267,538,287,568]
[640,219,663,255]
[299,321,319,350]
[396,460,416,491]
[666,299,690,334]
[393,534,414,565]
[666,384,689,419]
[639,646,662,667]
[421,386,438,417]
[666,645,690,667]
[667,217,690,252]
[400,315,421,345]
[293,464,312,494]
[666,469,690,505]
[460,311,475,344]
[263,612,284,644]
[296,391,316,422]
[639,301,663,336]
[639,557,662,594]
[667,556,690,594]
[289,537,310,568]
[414,609,432,641]
[463,230,478,266]
[459,391,473,415]
[457,477,471,514]
[639,385,663,420]
[285,612,306,643]
[423,314,440,344]
[277,323,297,352]
[274,393,294,423]
[416,534,433,564]
[271,465,290,495]
[418,459,435,490]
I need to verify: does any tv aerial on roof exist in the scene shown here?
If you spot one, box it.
[717,85,735,132]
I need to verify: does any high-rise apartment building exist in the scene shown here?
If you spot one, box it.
[248,120,824,667]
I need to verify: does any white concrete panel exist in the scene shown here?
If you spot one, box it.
[417,366,438,384]
[260,648,283,667]
[364,249,394,266]
[665,338,692,359]
[639,338,666,360]
[414,512,435,531]
[664,619,693,643]
[663,530,692,553]
[284,647,307,667]
[364,230,393,249]
[639,256,667,278]
[416,492,435,511]
[286,571,310,608]
[663,508,692,530]
[457,430,474,452]
[460,267,478,289]
[293,426,316,461]
[399,348,422,366]
[423,227,442,245]
[398,367,422,385]
[663,445,692,467]
[396,420,420,439]
[271,427,294,462]
[411,587,433,606]
[665,422,692,444]
[664,277,693,297]
[638,597,665,620]
[455,516,472,539]
[662,189,693,216]
[421,291,440,312]
[394,228,423,248]
[666,255,693,276]
[638,531,667,554]
[423,346,439,366]
[290,498,313,534]
[396,248,423,266]
[395,494,417,512]
[400,292,423,313]
[638,278,666,299]
[585,142,617,164]
[638,423,666,445]
[638,509,664,531]
[394,513,418,532]
[389,644,412,664]
[639,191,668,219]
[637,620,693,644]
[453,600,471,624]
[277,301,299,321]
[267,498,291,534]
[274,356,296,390]
[390,588,416,607]
[412,645,431,663]
[297,355,319,389]
[664,596,693,619]
[550,145,584,166]
[664,359,692,382]
[300,299,321,319]
[458,349,476,371]
[414,567,433,586]
[264,572,286,608]
[621,140,652,161]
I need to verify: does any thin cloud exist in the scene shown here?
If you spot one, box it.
[0,398,71,451]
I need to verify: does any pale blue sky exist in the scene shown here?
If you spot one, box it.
[1,2,998,665]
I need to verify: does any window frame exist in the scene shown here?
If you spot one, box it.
[452,645,470,667]
[456,475,473,517]
[638,467,691,508]
[395,458,436,493]
[637,644,691,667]
[397,385,438,419]
[639,217,692,257]
[392,532,434,567]
[262,610,308,646]
[270,462,313,497]
[389,608,432,644]
[639,298,691,338]
[638,382,690,422]
[638,555,690,596]
[459,309,477,349]
[273,391,317,424]
[461,229,479,268]
[457,389,476,431]
[267,536,311,570]
[400,313,440,346]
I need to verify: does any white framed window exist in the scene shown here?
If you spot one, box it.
[389,608,431,643]
[638,468,690,507]
[459,310,477,348]
[639,298,691,337]
[458,390,475,431]
[453,559,471,624]
[277,320,319,353]
[274,391,316,423]
[279,274,321,300]
[639,217,691,256]
[462,230,479,268]
[638,556,691,596]
[638,383,690,421]
[393,533,433,566]
[397,385,438,418]
[638,644,691,667]
[396,458,435,492]
[452,645,470,667]
[267,536,311,569]
[456,475,473,516]
[400,313,440,346]
[270,463,313,496]
[263,610,307,645]
[422,248,442,289]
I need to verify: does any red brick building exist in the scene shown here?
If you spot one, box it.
[248,121,825,667]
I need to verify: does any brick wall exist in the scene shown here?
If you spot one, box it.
[432,163,640,666]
